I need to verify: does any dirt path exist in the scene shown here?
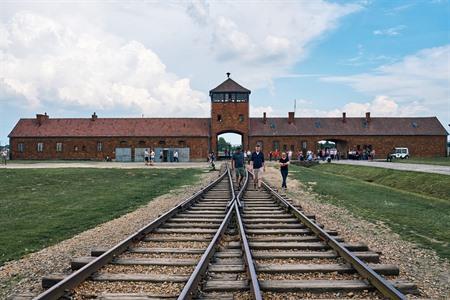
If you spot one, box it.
[263,164,449,299]
[0,170,219,299]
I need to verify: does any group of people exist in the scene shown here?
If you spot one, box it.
[348,148,375,160]
[231,144,290,191]
[144,149,180,166]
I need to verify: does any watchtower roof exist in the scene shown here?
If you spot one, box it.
[209,78,251,95]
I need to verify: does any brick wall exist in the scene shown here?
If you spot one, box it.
[210,101,249,153]
[249,135,447,158]
[10,137,210,161]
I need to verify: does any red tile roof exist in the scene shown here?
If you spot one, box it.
[209,78,251,94]
[9,118,210,138]
[249,117,448,136]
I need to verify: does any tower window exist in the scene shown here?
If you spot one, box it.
[97,142,103,152]
[18,143,25,153]
[217,114,222,122]
[37,142,44,152]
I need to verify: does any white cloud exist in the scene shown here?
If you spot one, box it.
[0,12,209,116]
[295,95,427,118]
[373,25,406,36]
[182,0,361,87]
[250,105,275,117]
[322,45,450,112]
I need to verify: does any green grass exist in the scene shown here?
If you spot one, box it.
[391,156,450,166]
[312,164,450,201]
[290,164,450,259]
[0,168,202,266]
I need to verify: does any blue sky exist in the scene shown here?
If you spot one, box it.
[0,0,449,146]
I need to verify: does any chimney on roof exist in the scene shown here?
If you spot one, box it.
[226,72,230,78]
[36,113,49,125]
[263,112,267,124]
[342,112,346,123]
[91,112,98,121]
[365,112,371,123]
[288,112,295,124]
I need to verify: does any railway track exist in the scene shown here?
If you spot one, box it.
[33,166,417,300]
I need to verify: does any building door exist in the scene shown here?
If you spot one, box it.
[115,148,132,162]
[134,148,146,162]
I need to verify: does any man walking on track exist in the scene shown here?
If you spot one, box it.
[232,147,245,189]
[250,144,265,190]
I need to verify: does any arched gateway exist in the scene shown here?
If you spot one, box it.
[8,74,448,161]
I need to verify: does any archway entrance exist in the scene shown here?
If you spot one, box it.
[217,132,243,160]
[317,139,348,160]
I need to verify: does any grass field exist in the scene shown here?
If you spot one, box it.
[0,168,203,266]
[290,164,450,259]
[391,156,450,166]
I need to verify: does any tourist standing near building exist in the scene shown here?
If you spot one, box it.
[232,147,245,189]
[174,150,179,162]
[144,149,150,166]
[288,149,293,161]
[150,149,155,165]
[279,152,289,190]
[1,149,7,165]
[250,144,265,190]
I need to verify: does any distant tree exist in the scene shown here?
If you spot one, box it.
[218,137,231,151]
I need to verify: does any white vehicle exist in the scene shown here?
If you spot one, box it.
[389,147,409,159]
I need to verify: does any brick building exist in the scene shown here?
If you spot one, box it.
[8,74,448,161]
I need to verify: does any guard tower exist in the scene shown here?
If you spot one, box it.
[209,73,251,154]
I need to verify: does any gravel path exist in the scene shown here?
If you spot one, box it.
[0,170,219,299]
[1,161,222,170]
[331,159,450,175]
[263,166,450,299]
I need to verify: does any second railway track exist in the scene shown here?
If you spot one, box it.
[34,165,417,300]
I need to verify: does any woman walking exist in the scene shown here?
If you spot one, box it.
[279,152,290,190]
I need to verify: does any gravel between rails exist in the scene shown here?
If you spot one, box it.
[263,165,450,299]
[0,170,219,299]
[100,265,195,275]
[257,272,362,280]
[73,281,184,299]
[262,291,384,300]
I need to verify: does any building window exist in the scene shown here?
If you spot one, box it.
[217,114,222,122]
[283,144,287,151]
[239,114,244,122]
[120,141,127,146]
[290,145,295,151]
[178,140,186,146]
[302,141,307,150]
[56,142,63,152]
[37,142,44,152]
[18,143,25,153]
[74,146,79,152]
[257,141,264,150]
[97,142,103,152]
[273,141,279,151]
[159,140,166,145]
[82,145,86,151]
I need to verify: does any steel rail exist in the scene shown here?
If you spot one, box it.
[177,166,236,300]
[234,172,262,300]
[33,169,229,300]
[261,180,407,300]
